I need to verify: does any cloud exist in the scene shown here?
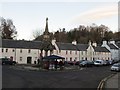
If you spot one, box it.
[71,4,118,24]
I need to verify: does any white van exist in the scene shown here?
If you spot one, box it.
[94,60,105,66]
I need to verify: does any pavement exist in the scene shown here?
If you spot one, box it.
[104,72,120,89]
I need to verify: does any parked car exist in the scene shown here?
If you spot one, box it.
[79,60,94,67]
[67,61,74,65]
[94,60,104,66]
[79,60,87,63]
[0,58,16,65]
[111,63,120,72]
[103,60,111,66]
[108,60,114,65]
[67,61,80,65]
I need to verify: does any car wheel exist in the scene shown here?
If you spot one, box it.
[2,62,5,65]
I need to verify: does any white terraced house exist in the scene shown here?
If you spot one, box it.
[116,41,120,61]
[0,39,51,64]
[52,39,111,62]
[102,40,119,62]
[0,39,112,64]
[93,46,111,60]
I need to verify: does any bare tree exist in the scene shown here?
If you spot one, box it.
[32,29,44,39]
[0,17,17,39]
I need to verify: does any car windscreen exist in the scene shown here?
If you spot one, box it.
[95,61,101,63]
[113,64,119,67]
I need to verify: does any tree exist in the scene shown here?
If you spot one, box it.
[32,29,44,39]
[0,17,17,39]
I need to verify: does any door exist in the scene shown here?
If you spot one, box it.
[27,57,32,64]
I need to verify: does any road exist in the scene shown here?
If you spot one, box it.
[2,65,115,89]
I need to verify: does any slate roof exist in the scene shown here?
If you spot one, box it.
[56,42,78,50]
[94,46,110,52]
[76,44,89,51]
[116,41,120,48]
[108,44,119,49]
[0,39,43,49]
[56,42,89,51]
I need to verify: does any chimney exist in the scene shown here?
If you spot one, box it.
[102,41,107,45]
[92,42,97,47]
[88,40,92,46]
[72,40,77,45]
[109,40,115,45]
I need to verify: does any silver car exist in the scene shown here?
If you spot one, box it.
[111,63,120,71]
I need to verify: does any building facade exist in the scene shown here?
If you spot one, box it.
[0,39,50,64]
[52,39,111,62]
[0,39,112,64]
[102,40,119,61]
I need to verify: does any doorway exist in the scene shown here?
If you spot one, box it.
[27,57,32,64]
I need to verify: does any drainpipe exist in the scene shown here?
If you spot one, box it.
[14,48,16,62]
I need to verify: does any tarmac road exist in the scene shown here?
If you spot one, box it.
[2,65,115,89]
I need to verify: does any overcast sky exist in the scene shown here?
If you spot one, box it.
[1,0,119,40]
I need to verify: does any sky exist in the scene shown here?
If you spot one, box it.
[0,0,119,40]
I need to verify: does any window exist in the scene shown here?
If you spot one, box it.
[75,51,77,55]
[82,57,84,60]
[75,57,77,61]
[20,49,22,53]
[70,51,72,54]
[66,58,68,61]
[28,49,31,53]
[35,57,37,60]
[12,49,15,52]
[59,50,61,53]
[81,51,83,55]
[91,57,92,60]
[2,48,4,52]
[66,51,68,54]
[6,49,8,52]
[20,57,22,61]
[70,57,72,61]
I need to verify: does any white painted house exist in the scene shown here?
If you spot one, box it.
[116,41,120,60]
[0,39,50,64]
[0,39,112,64]
[52,39,79,62]
[52,40,95,61]
[93,46,111,60]
[52,40,111,62]
[102,40,119,61]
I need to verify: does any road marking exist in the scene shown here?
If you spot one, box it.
[97,73,116,90]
